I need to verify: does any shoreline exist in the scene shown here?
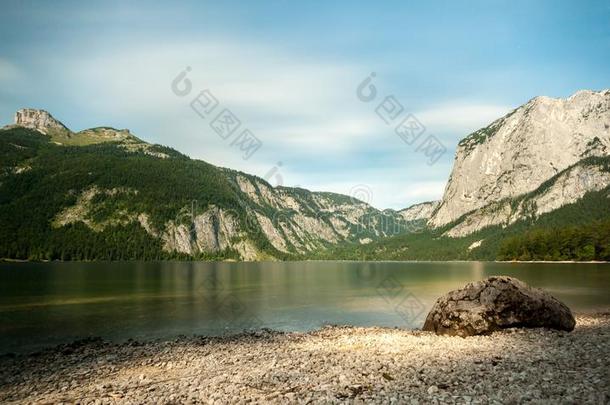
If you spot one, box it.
[3,309,609,357]
[1,313,609,403]
[2,258,609,264]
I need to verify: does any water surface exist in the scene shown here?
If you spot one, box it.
[1,261,609,353]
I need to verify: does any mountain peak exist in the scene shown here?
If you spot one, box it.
[568,88,610,100]
[14,108,70,135]
[8,109,144,146]
[429,88,610,229]
[526,89,610,107]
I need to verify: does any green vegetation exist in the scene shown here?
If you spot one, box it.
[1,126,608,262]
[457,107,518,153]
[0,128,281,260]
[0,127,411,261]
[497,221,610,261]
[311,184,610,261]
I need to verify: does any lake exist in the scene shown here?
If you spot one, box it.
[1,261,609,353]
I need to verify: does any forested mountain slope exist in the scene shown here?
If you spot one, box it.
[316,183,610,261]
[3,89,609,263]
[0,112,414,261]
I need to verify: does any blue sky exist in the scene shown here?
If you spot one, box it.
[1,0,609,209]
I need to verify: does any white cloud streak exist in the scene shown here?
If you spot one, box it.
[416,103,512,135]
[3,38,511,208]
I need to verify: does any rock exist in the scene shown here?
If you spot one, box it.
[422,276,575,336]
[382,372,394,381]
[2,315,609,403]
[14,108,70,136]
[397,201,439,222]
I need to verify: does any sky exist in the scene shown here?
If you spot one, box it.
[1,0,609,209]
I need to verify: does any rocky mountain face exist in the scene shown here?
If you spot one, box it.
[1,109,411,261]
[429,89,610,235]
[156,178,404,259]
[398,201,439,222]
[14,108,70,135]
[443,157,610,237]
[6,108,144,147]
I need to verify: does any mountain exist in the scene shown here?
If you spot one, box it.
[0,109,413,261]
[13,109,70,136]
[440,156,610,237]
[429,89,610,235]
[314,89,610,261]
[318,168,610,262]
[3,89,609,262]
[9,108,142,146]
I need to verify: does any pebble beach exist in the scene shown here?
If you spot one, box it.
[1,313,608,404]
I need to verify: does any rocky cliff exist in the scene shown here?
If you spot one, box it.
[6,108,144,146]
[14,108,70,136]
[443,156,610,237]
[398,201,439,222]
[429,89,610,234]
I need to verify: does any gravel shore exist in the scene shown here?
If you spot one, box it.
[1,313,608,404]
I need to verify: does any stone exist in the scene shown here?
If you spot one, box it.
[1,316,608,403]
[422,276,575,336]
[14,108,70,136]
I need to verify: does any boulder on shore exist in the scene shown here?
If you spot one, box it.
[422,276,575,337]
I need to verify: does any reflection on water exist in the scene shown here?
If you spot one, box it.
[0,261,609,353]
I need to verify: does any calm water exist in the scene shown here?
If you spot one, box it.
[1,261,609,353]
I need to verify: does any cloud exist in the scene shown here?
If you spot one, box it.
[55,39,363,114]
[262,116,382,151]
[415,103,512,136]
[33,39,393,164]
[402,181,447,201]
[293,174,447,210]
[0,58,21,82]
[3,36,509,208]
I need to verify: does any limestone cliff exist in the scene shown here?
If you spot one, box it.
[398,201,439,222]
[443,157,610,237]
[429,89,610,234]
[14,108,70,137]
